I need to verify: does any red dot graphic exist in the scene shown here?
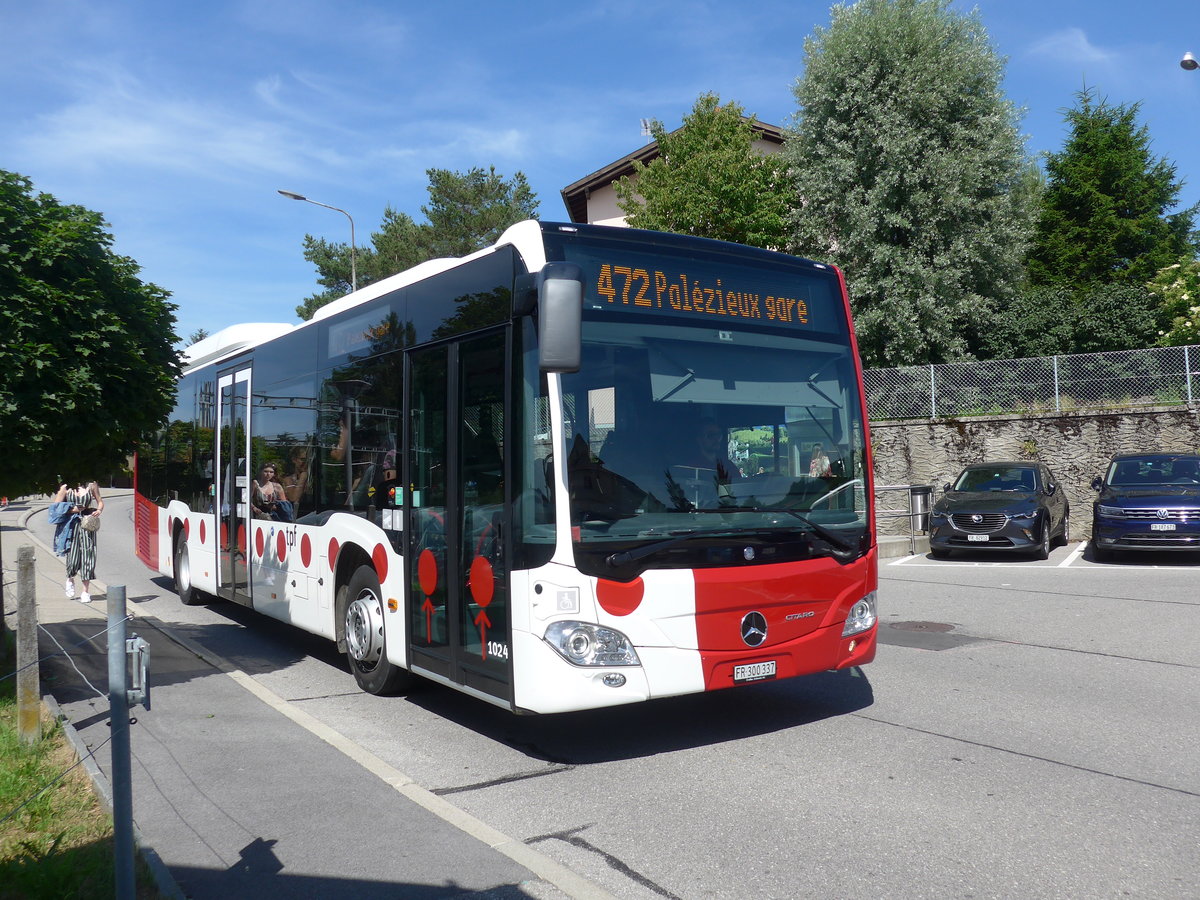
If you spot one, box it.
[372,543,388,582]
[418,549,438,597]
[597,577,644,617]
[469,556,495,608]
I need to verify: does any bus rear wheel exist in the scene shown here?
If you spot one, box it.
[342,565,411,696]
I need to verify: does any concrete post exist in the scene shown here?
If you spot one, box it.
[17,545,39,745]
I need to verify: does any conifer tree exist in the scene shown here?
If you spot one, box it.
[1027,88,1196,290]
[296,167,538,320]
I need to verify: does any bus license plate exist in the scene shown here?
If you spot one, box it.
[967,534,989,542]
[734,661,776,683]
[1151,523,1176,531]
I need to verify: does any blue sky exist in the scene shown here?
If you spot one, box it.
[2,1,1198,343]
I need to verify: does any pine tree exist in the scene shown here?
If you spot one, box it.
[296,167,538,320]
[1027,88,1196,290]
[785,0,1034,367]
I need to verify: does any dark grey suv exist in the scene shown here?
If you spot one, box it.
[1090,453,1200,561]
[928,461,1070,560]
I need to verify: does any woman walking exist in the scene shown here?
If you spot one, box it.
[62,480,104,602]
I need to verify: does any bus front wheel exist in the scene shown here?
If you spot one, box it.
[342,565,411,696]
[174,537,203,606]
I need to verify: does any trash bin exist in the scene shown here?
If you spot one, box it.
[909,484,933,533]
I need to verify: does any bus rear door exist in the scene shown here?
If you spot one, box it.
[215,366,253,607]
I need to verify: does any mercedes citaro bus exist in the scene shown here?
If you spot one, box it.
[135,221,877,714]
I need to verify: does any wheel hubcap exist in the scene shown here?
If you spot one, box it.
[345,590,384,666]
[178,545,191,591]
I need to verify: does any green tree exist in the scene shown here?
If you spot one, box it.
[785,0,1034,367]
[1027,89,1197,291]
[296,167,538,320]
[0,170,181,495]
[614,93,789,249]
[187,328,210,345]
[1069,283,1159,354]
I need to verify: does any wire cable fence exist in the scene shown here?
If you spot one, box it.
[1,579,133,831]
[864,344,1200,420]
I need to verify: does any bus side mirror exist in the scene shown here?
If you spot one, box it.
[537,262,583,373]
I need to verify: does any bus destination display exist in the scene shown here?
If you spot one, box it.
[590,261,839,332]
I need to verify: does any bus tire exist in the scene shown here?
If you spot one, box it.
[342,565,411,696]
[174,536,203,606]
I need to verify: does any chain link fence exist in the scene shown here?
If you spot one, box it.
[864,344,1200,420]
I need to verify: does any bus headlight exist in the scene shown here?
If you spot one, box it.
[544,622,641,667]
[842,591,877,637]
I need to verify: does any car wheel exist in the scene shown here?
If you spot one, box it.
[342,565,413,696]
[1032,517,1051,560]
[174,536,203,606]
[1058,510,1070,547]
[1091,540,1110,563]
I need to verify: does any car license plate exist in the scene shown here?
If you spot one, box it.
[1151,522,1176,531]
[967,534,989,542]
[733,661,776,683]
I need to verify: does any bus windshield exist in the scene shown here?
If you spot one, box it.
[559,315,866,550]
[534,230,869,573]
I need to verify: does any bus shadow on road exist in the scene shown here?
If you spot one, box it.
[406,667,875,764]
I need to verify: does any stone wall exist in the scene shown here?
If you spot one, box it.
[870,406,1200,539]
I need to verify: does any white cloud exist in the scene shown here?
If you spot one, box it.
[1027,28,1117,67]
[13,67,348,184]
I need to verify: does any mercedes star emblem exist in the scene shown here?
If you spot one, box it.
[741,611,768,647]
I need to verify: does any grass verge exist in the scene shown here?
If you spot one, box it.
[0,629,162,898]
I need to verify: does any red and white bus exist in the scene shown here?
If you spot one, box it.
[135,221,877,714]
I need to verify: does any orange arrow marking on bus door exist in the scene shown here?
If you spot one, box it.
[422,597,435,644]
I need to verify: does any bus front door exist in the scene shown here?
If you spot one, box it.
[215,367,253,607]
[407,331,511,705]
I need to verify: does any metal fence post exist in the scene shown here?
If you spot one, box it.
[1052,355,1061,412]
[929,364,937,418]
[1186,346,1194,406]
[16,545,39,745]
[107,585,135,899]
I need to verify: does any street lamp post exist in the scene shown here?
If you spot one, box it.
[277,190,358,292]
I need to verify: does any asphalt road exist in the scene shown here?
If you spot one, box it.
[27,494,1200,899]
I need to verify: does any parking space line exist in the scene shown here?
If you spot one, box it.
[1058,542,1086,567]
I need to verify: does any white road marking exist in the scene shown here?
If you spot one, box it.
[1058,542,1086,567]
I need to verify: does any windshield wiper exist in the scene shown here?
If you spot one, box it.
[681,505,858,557]
[604,513,859,567]
[772,509,858,560]
[605,530,722,567]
